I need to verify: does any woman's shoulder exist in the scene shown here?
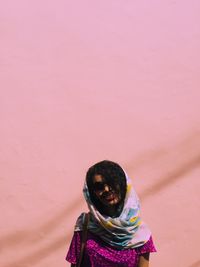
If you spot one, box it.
[74,212,88,231]
[135,236,157,254]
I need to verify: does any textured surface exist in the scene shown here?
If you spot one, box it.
[1,1,200,267]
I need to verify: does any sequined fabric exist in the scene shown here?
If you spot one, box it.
[66,231,156,267]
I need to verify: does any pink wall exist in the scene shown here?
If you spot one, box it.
[1,1,200,266]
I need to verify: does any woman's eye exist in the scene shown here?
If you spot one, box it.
[94,183,105,191]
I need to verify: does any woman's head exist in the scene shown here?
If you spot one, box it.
[86,160,127,217]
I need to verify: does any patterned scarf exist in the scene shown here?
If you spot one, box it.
[75,172,151,249]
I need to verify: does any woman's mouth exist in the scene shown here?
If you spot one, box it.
[104,194,116,202]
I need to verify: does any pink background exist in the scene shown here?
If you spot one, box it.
[1,1,200,267]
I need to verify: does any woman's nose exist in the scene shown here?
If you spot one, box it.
[104,185,110,192]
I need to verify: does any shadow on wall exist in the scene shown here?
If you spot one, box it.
[141,152,200,200]
[2,130,200,267]
[189,260,200,267]
[0,196,82,250]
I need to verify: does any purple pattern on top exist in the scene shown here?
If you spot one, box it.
[66,231,156,267]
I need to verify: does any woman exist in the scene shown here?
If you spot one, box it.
[66,160,156,267]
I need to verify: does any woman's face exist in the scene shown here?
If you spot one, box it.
[92,174,121,207]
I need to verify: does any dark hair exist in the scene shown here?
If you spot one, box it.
[86,160,127,216]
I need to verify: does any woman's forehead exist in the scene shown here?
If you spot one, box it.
[92,174,104,183]
[92,174,121,185]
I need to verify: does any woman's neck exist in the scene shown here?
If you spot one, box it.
[102,202,124,218]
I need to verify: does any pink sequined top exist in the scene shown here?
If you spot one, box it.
[66,231,156,267]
